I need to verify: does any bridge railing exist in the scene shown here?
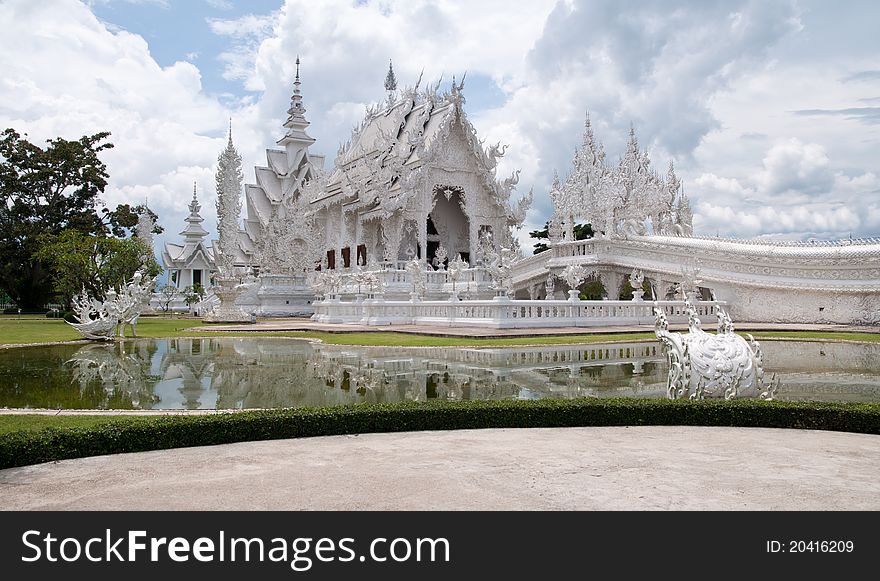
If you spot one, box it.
[551,239,598,259]
[313,298,725,329]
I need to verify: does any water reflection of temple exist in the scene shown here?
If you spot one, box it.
[58,337,880,410]
[66,341,161,408]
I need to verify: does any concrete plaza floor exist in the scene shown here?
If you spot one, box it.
[2,426,878,510]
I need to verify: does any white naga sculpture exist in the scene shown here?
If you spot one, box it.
[653,299,778,400]
[68,271,154,340]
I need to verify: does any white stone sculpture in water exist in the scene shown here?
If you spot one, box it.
[653,299,778,400]
[68,271,154,340]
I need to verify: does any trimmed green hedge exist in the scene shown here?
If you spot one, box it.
[1,398,879,470]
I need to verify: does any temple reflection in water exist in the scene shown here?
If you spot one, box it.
[0,337,877,410]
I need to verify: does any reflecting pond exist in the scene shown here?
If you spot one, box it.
[0,337,878,410]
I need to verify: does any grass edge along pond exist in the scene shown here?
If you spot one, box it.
[1,398,878,469]
[1,316,878,348]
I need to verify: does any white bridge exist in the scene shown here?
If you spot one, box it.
[310,234,879,327]
[507,235,880,325]
[313,297,723,329]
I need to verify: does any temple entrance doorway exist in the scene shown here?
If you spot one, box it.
[429,185,469,268]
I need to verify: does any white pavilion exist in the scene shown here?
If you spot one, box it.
[161,185,216,291]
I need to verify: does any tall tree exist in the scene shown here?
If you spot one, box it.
[529,221,594,255]
[0,128,119,308]
[36,231,162,308]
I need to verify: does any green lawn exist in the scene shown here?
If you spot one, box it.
[0,317,204,344]
[0,414,158,435]
[0,316,877,348]
[748,331,880,343]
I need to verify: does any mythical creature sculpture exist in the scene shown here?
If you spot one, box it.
[653,299,779,400]
[446,254,469,297]
[544,274,556,299]
[68,271,153,340]
[481,241,514,294]
[405,258,426,298]
[630,268,645,289]
[630,268,646,301]
[560,265,589,291]
[485,142,507,169]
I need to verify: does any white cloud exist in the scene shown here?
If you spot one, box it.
[754,138,833,197]
[205,0,233,10]
[2,0,878,267]
[691,139,879,238]
[0,0,231,269]
[86,0,169,7]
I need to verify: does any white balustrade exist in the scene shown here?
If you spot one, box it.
[312,298,725,328]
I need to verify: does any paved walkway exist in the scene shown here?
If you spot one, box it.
[195,319,880,338]
[2,427,878,510]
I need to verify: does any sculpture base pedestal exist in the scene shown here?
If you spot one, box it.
[202,279,256,324]
[202,311,256,324]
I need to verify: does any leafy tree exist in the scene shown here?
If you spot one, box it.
[579,279,607,300]
[182,284,205,309]
[103,203,163,238]
[36,231,162,307]
[529,221,594,254]
[158,285,180,316]
[0,129,116,309]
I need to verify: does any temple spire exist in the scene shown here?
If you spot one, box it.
[216,121,243,274]
[279,54,315,150]
[181,183,208,243]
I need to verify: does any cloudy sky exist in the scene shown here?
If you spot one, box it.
[1,0,878,267]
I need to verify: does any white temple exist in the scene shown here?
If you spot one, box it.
[163,59,879,327]
[162,184,215,291]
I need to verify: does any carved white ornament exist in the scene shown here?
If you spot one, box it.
[560,265,589,290]
[551,115,692,239]
[215,129,243,275]
[653,299,779,400]
[68,271,154,340]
